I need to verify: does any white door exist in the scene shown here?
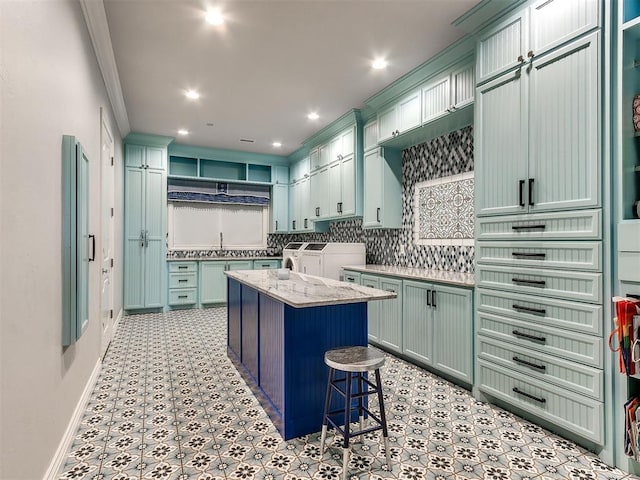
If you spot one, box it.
[100,111,115,357]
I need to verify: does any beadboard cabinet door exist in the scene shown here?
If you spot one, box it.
[378,277,403,353]
[402,281,434,366]
[200,261,227,304]
[528,32,600,213]
[475,69,528,216]
[340,154,356,216]
[144,168,166,308]
[361,274,380,343]
[432,285,473,384]
[477,10,528,84]
[329,160,342,217]
[271,183,289,233]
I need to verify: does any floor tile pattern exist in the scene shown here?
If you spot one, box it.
[59,308,635,480]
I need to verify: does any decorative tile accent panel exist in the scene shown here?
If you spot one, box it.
[414,172,474,246]
[267,126,475,273]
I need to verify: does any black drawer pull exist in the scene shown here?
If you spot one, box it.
[528,178,535,206]
[511,252,546,259]
[178,279,188,283]
[518,180,525,207]
[512,356,546,371]
[432,290,436,308]
[512,278,546,287]
[513,387,546,403]
[511,224,546,231]
[426,289,431,307]
[178,265,188,269]
[512,330,546,342]
[178,295,188,299]
[512,304,546,315]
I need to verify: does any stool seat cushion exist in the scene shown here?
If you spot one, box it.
[324,346,385,372]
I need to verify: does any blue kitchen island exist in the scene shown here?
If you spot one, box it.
[224,269,395,440]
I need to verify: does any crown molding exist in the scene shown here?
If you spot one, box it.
[80,0,130,137]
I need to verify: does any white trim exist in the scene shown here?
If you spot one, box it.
[43,360,102,480]
[80,0,130,137]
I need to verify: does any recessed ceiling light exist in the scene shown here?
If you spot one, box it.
[272,142,282,148]
[205,8,224,25]
[185,89,200,100]
[372,58,388,70]
[307,112,319,120]
[178,129,189,136]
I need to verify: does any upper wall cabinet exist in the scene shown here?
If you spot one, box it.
[377,89,422,143]
[422,59,475,124]
[477,0,599,85]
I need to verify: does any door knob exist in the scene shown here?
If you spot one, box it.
[102,268,109,274]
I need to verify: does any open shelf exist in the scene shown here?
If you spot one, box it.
[168,155,276,185]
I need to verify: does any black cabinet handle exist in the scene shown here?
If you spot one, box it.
[304,218,308,228]
[511,278,546,287]
[512,304,546,315]
[178,265,188,270]
[512,356,546,371]
[528,178,535,206]
[512,224,546,231]
[315,207,320,217]
[376,207,381,223]
[178,279,188,283]
[292,220,296,230]
[89,234,96,262]
[178,295,188,299]
[519,180,525,207]
[512,387,546,403]
[426,289,431,307]
[511,252,546,259]
[432,290,436,308]
[275,220,278,230]
[337,202,342,214]
[512,330,546,343]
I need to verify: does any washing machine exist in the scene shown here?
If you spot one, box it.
[299,242,366,280]
[282,242,307,272]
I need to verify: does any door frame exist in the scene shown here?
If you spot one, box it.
[100,108,115,357]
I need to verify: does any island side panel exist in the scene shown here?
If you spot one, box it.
[258,293,285,421]
[282,302,368,440]
[227,277,242,359]
[241,285,259,382]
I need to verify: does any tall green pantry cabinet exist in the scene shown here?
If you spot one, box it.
[124,134,173,311]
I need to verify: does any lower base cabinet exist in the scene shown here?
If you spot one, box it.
[403,280,473,384]
[200,260,254,305]
[344,270,474,385]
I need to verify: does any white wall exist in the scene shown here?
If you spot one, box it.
[0,1,124,478]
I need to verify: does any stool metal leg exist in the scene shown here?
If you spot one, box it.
[342,371,352,480]
[356,373,364,443]
[320,367,335,455]
[374,368,391,470]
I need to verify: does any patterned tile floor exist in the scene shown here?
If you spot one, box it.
[58,308,637,480]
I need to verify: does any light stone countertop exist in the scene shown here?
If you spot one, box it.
[342,265,475,287]
[224,269,397,308]
[166,256,282,262]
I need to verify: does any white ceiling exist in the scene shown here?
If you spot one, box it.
[104,0,482,156]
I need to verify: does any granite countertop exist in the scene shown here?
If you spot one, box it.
[167,255,282,262]
[342,265,475,287]
[225,269,397,308]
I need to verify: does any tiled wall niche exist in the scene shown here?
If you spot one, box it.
[269,126,475,273]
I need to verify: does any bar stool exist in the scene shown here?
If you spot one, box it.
[319,346,391,480]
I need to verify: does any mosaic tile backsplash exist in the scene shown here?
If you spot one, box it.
[269,126,475,273]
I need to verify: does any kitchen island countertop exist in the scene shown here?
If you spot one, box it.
[224,269,396,308]
[342,264,475,287]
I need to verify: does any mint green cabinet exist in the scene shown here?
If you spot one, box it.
[403,280,473,383]
[124,143,167,310]
[343,270,362,284]
[168,261,197,307]
[290,177,313,231]
[200,260,253,304]
[378,277,403,353]
[361,274,380,343]
[272,165,289,185]
[363,147,402,229]
[421,58,475,124]
[476,32,599,217]
[377,89,421,143]
[477,10,527,84]
[253,259,280,270]
[309,166,330,220]
[271,183,289,233]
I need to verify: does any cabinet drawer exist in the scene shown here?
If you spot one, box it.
[476,209,601,241]
[169,261,197,273]
[343,271,362,284]
[169,272,197,288]
[477,335,603,400]
[477,359,603,444]
[477,311,602,367]
[476,264,602,304]
[477,241,601,271]
[168,288,197,305]
[476,288,602,336]
[253,260,280,270]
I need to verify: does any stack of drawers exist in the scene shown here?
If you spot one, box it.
[168,261,198,306]
[475,209,604,444]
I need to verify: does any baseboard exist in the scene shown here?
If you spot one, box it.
[43,359,102,480]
